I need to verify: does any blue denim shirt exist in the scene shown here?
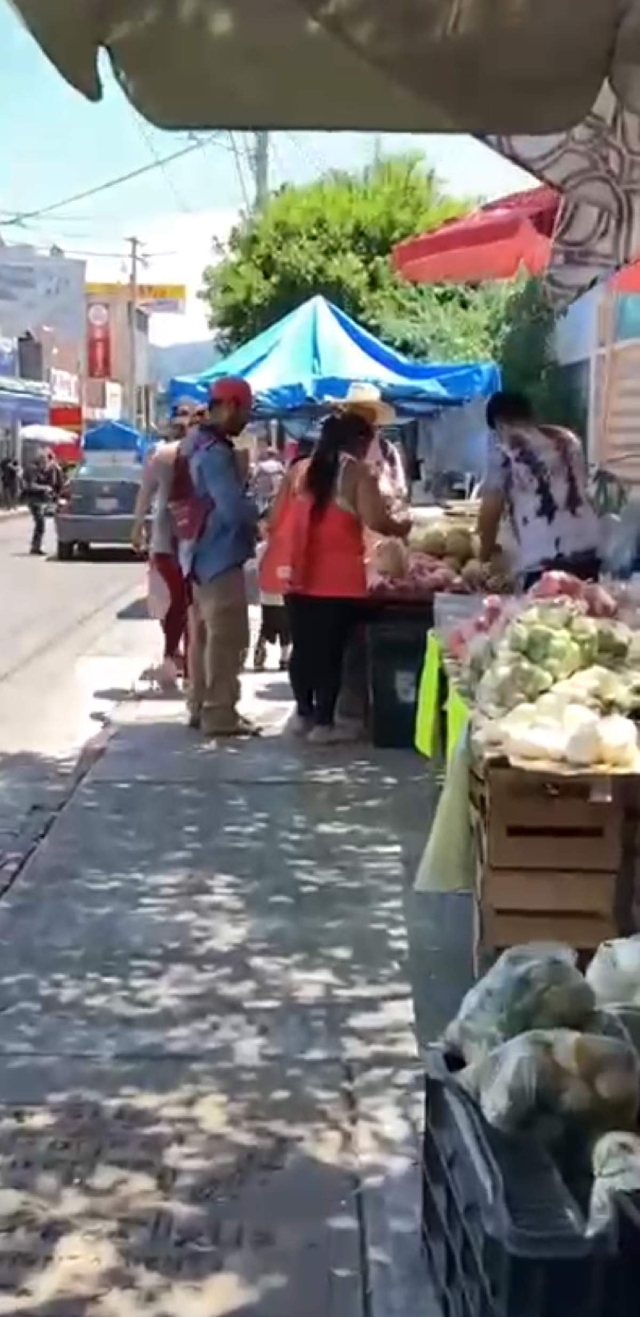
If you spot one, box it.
[188,436,258,584]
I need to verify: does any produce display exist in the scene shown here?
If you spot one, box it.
[444,942,595,1065]
[588,1131,640,1232]
[458,1028,639,1140]
[367,520,514,600]
[586,935,640,1008]
[443,937,640,1168]
[446,572,640,772]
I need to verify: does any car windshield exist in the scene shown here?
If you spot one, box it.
[74,465,142,484]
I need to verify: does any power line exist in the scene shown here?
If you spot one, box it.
[134,116,192,215]
[1,133,229,227]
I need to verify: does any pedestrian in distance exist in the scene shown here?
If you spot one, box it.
[23,449,63,556]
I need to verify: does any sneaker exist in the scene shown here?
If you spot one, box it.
[307,725,339,745]
[253,641,267,672]
[308,723,360,746]
[157,657,181,694]
[285,711,312,738]
[187,709,202,731]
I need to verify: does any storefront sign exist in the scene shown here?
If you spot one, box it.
[50,368,79,404]
[86,281,186,315]
[86,303,111,379]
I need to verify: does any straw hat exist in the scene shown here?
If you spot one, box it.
[331,382,396,426]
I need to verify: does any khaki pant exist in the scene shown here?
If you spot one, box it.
[188,568,249,733]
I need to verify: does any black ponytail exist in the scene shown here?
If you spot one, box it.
[304,412,373,514]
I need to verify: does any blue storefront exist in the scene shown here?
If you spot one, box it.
[0,378,50,457]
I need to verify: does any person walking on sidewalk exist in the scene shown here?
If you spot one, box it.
[23,450,62,556]
[184,377,258,737]
[131,402,193,689]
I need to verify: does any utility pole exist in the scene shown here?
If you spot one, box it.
[373,134,383,166]
[253,131,269,211]
[127,236,140,426]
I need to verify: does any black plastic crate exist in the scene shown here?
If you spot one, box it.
[366,613,430,748]
[422,1047,640,1317]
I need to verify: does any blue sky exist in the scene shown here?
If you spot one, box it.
[0,1,532,341]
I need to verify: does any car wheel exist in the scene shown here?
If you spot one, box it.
[77,542,91,557]
[57,542,74,561]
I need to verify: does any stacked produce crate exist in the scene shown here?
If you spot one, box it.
[470,765,622,971]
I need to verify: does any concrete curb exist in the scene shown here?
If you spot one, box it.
[0,685,134,899]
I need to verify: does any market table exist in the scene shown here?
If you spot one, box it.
[413,593,640,972]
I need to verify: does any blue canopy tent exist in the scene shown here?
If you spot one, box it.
[169,295,500,416]
[82,420,145,460]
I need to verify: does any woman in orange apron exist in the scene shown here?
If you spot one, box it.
[260,411,411,743]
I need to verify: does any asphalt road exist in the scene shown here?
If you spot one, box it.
[0,513,158,861]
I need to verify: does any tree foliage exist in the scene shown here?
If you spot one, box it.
[201,156,497,361]
[201,160,577,420]
[496,278,584,431]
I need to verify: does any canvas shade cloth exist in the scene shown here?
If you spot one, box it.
[9,0,640,135]
[396,83,640,309]
[484,83,640,306]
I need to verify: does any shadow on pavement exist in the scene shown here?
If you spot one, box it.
[0,722,457,1312]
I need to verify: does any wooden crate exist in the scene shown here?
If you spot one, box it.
[471,765,623,969]
[484,766,622,872]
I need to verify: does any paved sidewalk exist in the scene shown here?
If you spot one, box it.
[0,672,459,1315]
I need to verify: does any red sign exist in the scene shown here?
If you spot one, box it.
[50,403,82,434]
[86,302,111,379]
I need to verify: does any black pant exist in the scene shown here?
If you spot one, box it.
[286,594,362,726]
[29,502,46,552]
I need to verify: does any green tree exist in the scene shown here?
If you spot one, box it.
[495,277,584,432]
[201,156,497,361]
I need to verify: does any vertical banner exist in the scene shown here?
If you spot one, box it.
[86,302,111,379]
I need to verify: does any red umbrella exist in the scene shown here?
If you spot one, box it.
[393,186,559,283]
[393,184,640,298]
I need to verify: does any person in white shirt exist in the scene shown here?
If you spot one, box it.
[479,390,599,588]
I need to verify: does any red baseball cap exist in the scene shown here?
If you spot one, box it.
[208,376,253,410]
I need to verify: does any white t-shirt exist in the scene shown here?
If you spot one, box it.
[484,424,598,574]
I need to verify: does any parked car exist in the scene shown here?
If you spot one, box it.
[55,462,147,559]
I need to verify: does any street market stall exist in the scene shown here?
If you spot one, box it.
[168,294,499,418]
[170,294,501,747]
[413,575,640,1316]
[414,572,640,966]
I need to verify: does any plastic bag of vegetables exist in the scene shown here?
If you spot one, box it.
[586,935,640,1008]
[444,943,595,1065]
[458,1029,639,1140]
[588,1132,640,1233]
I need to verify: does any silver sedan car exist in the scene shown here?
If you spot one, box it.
[55,463,147,559]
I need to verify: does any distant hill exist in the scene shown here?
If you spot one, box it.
[150,340,220,386]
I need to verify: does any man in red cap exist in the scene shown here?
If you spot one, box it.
[185,376,258,736]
